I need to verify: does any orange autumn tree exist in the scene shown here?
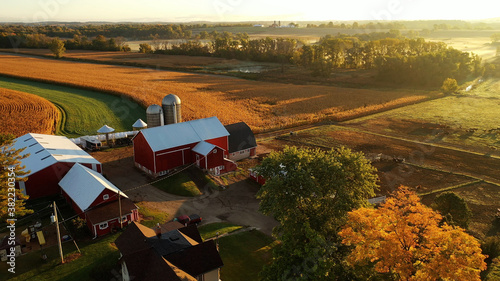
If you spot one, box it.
[339,186,487,281]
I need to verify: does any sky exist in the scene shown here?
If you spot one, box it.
[1,0,500,23]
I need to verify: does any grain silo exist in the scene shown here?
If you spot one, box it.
[162,94,181,125]
[146,104,164,128]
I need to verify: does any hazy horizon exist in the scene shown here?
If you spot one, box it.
[1,0,499,23]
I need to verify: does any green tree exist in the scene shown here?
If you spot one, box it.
[48,38,65,58]
[0,134,32,222]
[139,43,153,53]
[491,33,500,43]
[256,146,378,280]
[441,78,459,94]
[432,192,472,229]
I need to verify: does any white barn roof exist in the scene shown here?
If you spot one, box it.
[12,133,101,177]
[192,141,216,156]
[139,117,229,152]
[59,163,127,211]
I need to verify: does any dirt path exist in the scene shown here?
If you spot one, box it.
[91,147,278,236]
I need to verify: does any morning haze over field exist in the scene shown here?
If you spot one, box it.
[1,1,500,281]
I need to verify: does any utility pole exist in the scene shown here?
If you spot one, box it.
[118,191,123,229]
[52,201,64,264]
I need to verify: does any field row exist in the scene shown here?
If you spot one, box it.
[0,76,146,138]
[0,87,59,136]
[0,53,432,132]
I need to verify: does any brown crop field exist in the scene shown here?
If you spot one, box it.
[0,53,432,132]
[0,87,59,136]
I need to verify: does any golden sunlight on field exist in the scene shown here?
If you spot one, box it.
[0,88,59,136]
[0,54,430,132]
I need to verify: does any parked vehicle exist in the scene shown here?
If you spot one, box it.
[174,214,202,225]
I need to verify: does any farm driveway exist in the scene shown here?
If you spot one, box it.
[91,147,278,236]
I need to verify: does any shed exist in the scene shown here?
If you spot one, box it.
[59,163,138,237]
[224,122,257,161]
[12,133,102,199]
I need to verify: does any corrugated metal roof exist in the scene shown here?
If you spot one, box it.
[140,117,229,152]
[58,163,127,211]
[12,133,101,177]
[192,141,216,156]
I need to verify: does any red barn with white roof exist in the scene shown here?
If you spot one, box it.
[12,133,102,200]
[133,116,236,177]
[59,163,138,237]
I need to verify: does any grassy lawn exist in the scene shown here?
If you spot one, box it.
[152,171,201,197]
[198,222,243,240]
[218,230,277,281]
[135,202,168,228]
[3,233,120,281]
[0,76,145,138]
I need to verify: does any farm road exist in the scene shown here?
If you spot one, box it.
[91,147,278,236]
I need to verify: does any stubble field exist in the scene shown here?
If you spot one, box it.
[0,53,432,132]
[0,87,59,136]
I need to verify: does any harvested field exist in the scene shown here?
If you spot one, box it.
[346,78,500,149]
[278,125,500,184]
[0,87,59,136]
[421,182,500,238]
[0,53,431,132]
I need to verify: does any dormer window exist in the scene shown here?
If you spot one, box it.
[103,194,109,200]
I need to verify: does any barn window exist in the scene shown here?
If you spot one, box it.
[99,222,108,230]
[121,216,128,222]
[240,151,245,154]
[103,194,109,200]
[213,149,217,154]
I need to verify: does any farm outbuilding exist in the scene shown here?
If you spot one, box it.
[12,133,102,200]
[59,163,138,237]
[224,122,257,161]
[115,221,223,281]
[133,116,236,177]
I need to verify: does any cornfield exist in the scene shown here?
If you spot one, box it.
[0,53,431,132]
[0,87,59,136]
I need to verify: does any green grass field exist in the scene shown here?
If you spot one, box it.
[3,233,120,281]
[198,222,243,240]
[135,202,169,228]
[0,76,146,138]
[218,230,277,281]
[152,171,201,197]
[345,78,500,149]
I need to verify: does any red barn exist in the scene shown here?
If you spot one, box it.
[12,133,102,200]
[133,117,236,177]
[59,163,138,237]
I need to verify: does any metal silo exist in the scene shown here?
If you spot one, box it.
[146,104,164,128]
[162,94,182,125]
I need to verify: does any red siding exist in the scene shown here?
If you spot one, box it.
[205,136,229,156]
[155,143,196,173]
[133,132,155,173]
[88,189,119,209]
[206,147,225,169]
[20,162,73,199]
[250,147,257,157]
[90,212,136,237]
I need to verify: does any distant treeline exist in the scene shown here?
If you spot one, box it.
[0,33,130,51]
[0,24,195,40]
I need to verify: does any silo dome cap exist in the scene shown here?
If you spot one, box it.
[146,104,163,114]
[162,94,181,105]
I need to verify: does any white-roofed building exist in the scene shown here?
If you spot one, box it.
[12,133,102,199]
[133,116,236,177]
[59,163,138,237]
